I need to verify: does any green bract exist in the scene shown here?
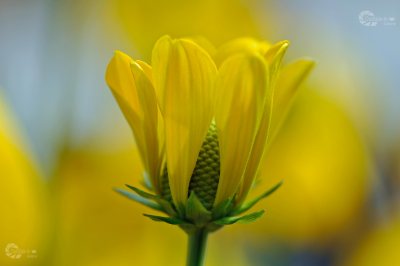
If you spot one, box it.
[116,178,282,233]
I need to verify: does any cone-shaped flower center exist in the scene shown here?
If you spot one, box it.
[160,123,220,210]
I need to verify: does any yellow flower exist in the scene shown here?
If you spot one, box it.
[105,35,314,230]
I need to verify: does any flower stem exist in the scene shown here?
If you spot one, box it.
[186,229,208,266]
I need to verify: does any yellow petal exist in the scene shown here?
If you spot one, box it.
[135,60,153,83]
[214,53,268,206]
[106,51,142,117]
[184,36,217,59]
[135,60,166,169]
[105,52,143,159]
[270,58,315,139]
[215,38,270,66]
[236,41,289,203]
[152,36,217,207]
[130,61,161,190]
[264,40,289,84]
[105,51,161,190]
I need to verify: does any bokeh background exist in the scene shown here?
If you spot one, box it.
[1,0,399,265]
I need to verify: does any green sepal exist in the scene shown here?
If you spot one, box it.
[125,184,177,216]
[211,196,235,220]
[186,192,212,227]
[213,210,265,225]
[154,198,178,217]
[126,184,158,199]
[143,214,186,225]
[233,181,283,215]
[175,202,186,219]
[114,188,163,211]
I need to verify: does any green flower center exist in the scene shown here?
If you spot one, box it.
[160,123,220,210]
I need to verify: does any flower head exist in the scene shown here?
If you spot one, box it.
[106,35,314,231]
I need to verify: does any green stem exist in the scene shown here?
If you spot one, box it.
[186,229,208,266]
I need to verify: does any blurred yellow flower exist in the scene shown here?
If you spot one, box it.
[344,216,400,266]
[0,94,49,266]
[105,35,314,229]
[245,89,371,245]
[108,0,262,59]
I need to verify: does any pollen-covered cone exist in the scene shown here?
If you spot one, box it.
[0,95,49,266]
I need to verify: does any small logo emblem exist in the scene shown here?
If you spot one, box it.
[5,243,37,259]
[359,10,396,26]
[5,243,22,259]
[359,10,378,26]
